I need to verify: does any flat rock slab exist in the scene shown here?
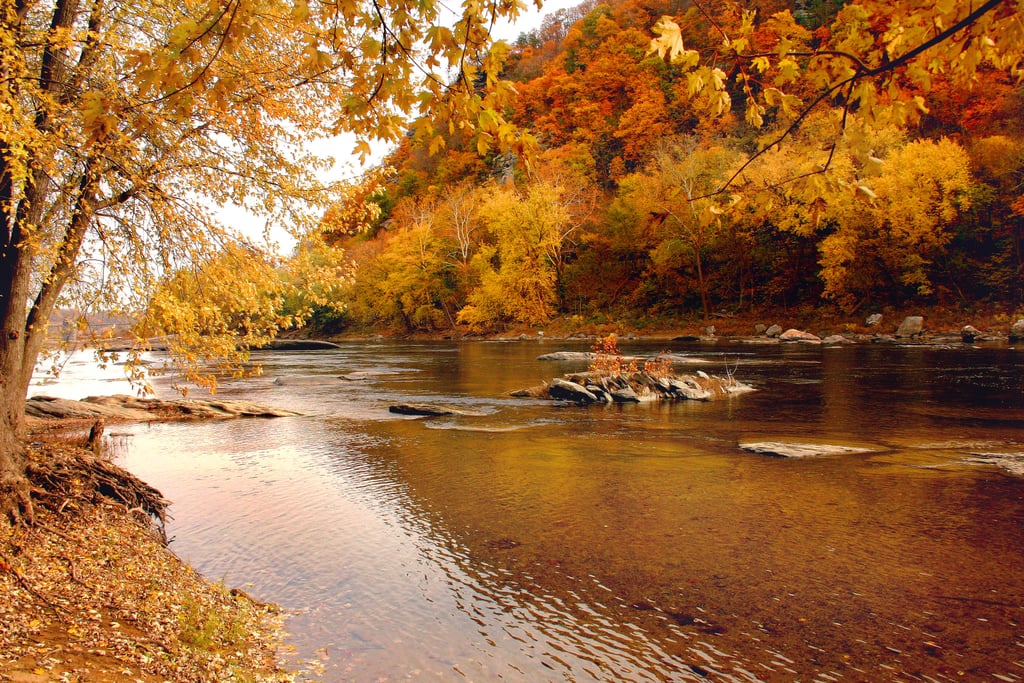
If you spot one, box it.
[740,441,876,458]
[389,403,485,417]
[260,339,341,350]
[27,395,302,421]
[963,452,1024,477]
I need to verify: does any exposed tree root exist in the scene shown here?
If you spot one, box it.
[24,441,170,540]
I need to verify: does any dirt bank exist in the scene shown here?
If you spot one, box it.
[0,430,293,683]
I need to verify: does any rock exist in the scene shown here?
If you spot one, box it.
[260,339,341,350]
[1010,318,1024,342]
[388,403,483,417]
[665,377,711,401]
[963,452,1024,477]
[896,315,924,338]
[821,334,852,345]
[610,386,640,403]
[961,325,984,343]
[537,351,596,362]
[753,324,767,335]
[740,442,876,458]
[26,394,302,421]
[548,377,599,403]
[509,384,547,398]
[765,324,783,338]
[705,325,716,337]
[865,313,883,327]
[779,329,821,343]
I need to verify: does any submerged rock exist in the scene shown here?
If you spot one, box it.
[740,442,876,458]
[537,351,596,361]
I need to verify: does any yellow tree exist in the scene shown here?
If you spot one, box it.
[0,0,536,522]
[616,139,739,319]
[458,181,572,328]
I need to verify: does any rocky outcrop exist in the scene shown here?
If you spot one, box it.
[779,329,821,343]
[514,370,754,405]
[26,395,302,421]
[963,451,1024,477]
[740,442,876,458]
[1010,319,1024,342]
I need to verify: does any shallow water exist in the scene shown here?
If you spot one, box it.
[109,341,1024,681]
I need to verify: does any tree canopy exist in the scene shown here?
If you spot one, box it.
[0,0,537,522]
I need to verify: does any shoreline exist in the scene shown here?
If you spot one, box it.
[1,425,294,683]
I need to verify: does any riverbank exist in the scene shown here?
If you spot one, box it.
[0,428,294,683]
[313,305,1024,345]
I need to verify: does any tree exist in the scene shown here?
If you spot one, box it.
[458,180,573,327]
[648,0,1024,197]
[0,0,536,522]
[616,139,739,319]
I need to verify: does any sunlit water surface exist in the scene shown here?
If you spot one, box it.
[78,341,1024,681]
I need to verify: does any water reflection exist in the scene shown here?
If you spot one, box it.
[116,342,1024,681]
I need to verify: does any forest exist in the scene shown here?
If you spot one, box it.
[261,0,1024,336]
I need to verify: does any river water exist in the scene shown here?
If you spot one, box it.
[104,340,1023,681]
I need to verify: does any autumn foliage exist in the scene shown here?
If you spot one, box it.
[297,0,1023,335]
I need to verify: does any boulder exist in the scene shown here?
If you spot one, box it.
[821,334,852,345]
[865,313,883,327]
[753,323,767,335]
[740,442,875,458]
[664,377,711,401]
[26,394,302,421]
[764,324,783,338]
[961,325,984,343]
[548,377,599,403]
[779,329,821,343]
[537,351,596,362]
[896,316,924,338]
[1010,319,1024,342]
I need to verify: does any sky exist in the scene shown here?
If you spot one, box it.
[222,0,581,253]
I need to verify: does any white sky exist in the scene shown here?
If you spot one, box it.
[222,0,581,253]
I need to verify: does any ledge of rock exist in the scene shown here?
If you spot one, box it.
[514,370,754,405]
[27,395,302,422]
[388,403,485,417]
[740,442,876,458]
[260,339,341,350]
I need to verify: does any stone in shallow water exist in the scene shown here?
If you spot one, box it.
[740,442,876,458]
[963,452,1024,477]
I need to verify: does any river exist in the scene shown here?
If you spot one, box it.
[96,340,1023,681]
